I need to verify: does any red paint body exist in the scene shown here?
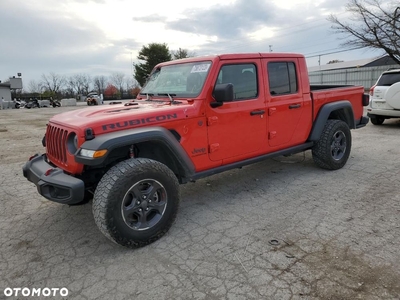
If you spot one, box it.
[46,53,365,175]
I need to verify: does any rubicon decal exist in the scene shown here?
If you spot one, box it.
[102,113,178,131]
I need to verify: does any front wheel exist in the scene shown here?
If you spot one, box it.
[312,120,351,170]
[92,158,180,248]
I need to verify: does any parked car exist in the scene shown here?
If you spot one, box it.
[367,68,400,125]
[86,92,103,105]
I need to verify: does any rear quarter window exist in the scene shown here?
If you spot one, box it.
[377,72,400,86]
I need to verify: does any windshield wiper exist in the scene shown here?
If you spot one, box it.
[157,93,179,104]
[139,93,154,100]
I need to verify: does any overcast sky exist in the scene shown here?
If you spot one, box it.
[0,0,385,90]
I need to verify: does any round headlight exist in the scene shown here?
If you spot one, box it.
[73,135,78,148]
[67,132,78,154]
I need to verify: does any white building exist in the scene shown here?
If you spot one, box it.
[308,55,400,90]
[0,77,23,101]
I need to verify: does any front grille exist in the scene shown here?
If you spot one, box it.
[46,124,68,165]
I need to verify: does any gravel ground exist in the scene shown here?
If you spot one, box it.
[0,105,399,300]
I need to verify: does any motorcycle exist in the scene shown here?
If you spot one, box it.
[14,99,26,109]
[25,98,40,109]
[50,99,61,107]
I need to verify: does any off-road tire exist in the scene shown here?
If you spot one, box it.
[370,115,385,125]
[92,158,180,248]
[312,119,351,170]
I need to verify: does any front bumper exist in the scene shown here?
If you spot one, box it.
[23,154,85,205]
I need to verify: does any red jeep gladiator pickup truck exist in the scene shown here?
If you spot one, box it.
[23,53,369,248]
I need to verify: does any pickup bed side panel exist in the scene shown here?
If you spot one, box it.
[311,86,365,122]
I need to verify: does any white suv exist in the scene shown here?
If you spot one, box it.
[367,69,400,125]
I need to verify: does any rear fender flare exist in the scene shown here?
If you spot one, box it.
[308,101,355,141]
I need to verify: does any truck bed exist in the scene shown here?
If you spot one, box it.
[310,84,357,91]
[310,84,366,123]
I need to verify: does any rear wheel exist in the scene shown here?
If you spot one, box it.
[312,119,351,170]
[92,158,180,248]
[370,115,385,125]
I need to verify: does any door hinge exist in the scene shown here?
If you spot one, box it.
[207,116,218,126]
[209,143,220,153]
[268,108,276,116]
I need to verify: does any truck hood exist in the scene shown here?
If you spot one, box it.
[50,101,193,135]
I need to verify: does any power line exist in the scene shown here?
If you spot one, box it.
[197,12,349,54]
[305,47,364,58]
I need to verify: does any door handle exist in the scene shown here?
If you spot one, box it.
[250,110,265,116]
[289,104,301,109]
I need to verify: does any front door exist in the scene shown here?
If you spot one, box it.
[206,60,267,162]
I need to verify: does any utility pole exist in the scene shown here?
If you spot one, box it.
[131,52,133,77]
[269,45,273,52]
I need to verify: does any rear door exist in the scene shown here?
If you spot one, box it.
[264,59,309,148]
[206,59,267,162]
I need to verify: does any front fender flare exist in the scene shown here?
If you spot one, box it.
[75,126,195,177]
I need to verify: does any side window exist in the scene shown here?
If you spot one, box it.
[268,62,298,95]
[215,64,258,100]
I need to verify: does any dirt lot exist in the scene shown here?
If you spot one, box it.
[1,105,400,299]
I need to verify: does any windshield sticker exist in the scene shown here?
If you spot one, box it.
[191,64,210,73]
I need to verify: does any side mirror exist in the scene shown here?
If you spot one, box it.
[212,83,234,108]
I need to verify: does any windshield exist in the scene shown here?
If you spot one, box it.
[140,61,212,97]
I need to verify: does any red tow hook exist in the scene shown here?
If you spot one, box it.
[28,154,39,161]
[44,168,55,176]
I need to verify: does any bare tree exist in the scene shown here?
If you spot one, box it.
[124,77,134,91]
[111,72,125,97]
[28,80,42,93]
[78,74,92,95]
[68,74,92,96]
[172,48,196,60]
[67,75,80,95]
[329,0,400,64]
[63,87,75,98]
[41,72,66,94]
[93,75,108,95]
